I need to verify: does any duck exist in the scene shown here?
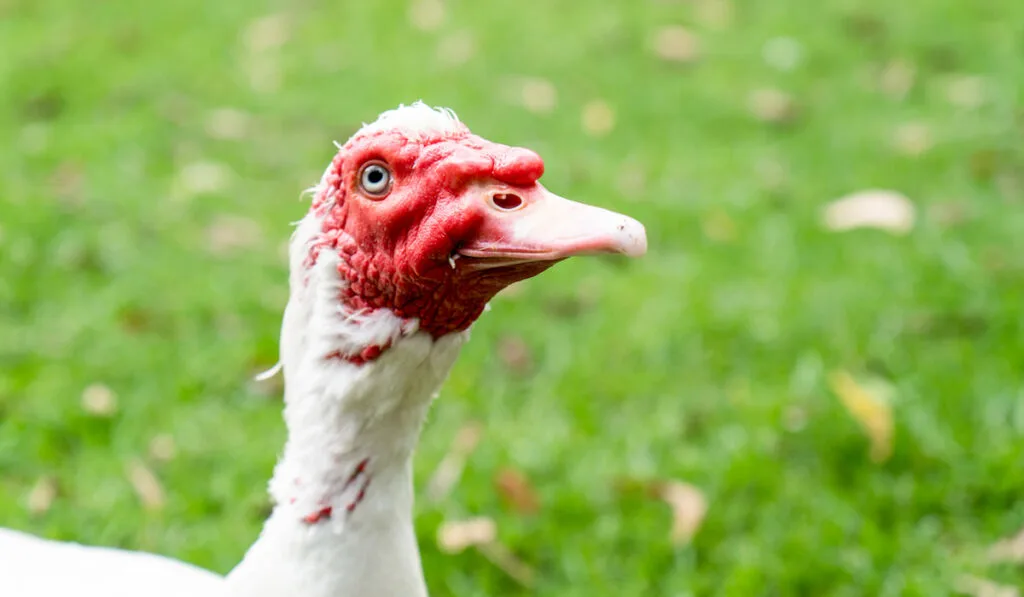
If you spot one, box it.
[0,102,647,597]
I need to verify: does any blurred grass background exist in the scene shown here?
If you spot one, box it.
[1,0,1023,595]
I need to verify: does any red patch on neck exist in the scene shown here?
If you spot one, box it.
[306,128,551,341]
[324,342,391,365]
[301,458,372,524]
[303,506,332,524]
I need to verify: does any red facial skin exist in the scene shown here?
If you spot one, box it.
[307,125,556,338]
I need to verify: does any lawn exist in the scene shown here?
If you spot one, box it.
[1,0,1023,595]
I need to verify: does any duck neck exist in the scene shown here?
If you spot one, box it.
[226,251,468,597]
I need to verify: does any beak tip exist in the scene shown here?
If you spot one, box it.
[616,217,648,257]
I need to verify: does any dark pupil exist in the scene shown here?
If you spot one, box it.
[367,168,384,184]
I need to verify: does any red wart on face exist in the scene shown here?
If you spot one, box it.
[307,103,647,341]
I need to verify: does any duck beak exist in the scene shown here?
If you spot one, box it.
[457,184,647,268]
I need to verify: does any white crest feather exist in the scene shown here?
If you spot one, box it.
[356,101,464,142]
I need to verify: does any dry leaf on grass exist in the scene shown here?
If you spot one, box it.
[81,383,117,417]
[148,434,178,462]
[520,78,557,115]
[613,477,708,545]
[651,26,700,64]
[656,480,708,545]
[989,527,1024,564]
[969,149,1001,183]
[436,31,476,67]
[498,77,558,115]
[754,157,789,191]
[892,122,934,156]
[246,60,282,93]
[243,14,289,53]
[494,468,540,514]
[477,542,535,587]
[126,459,166,511]
[206,215,263,256]
[822,189,915,235]
[879,59,915,100]
[782,405,808,432]
[178,161,232,197]
[50,162,85,207]
[27,476,58,516]
[957,575,1021,597]
[701,209,737,243]
[408,0,445,31]
[615,162,647,199]
[927,201,972,228]
[945,75,986,110]
[436,517,535,587]
[581,100,615,137]
[827,370,894,463]
[437,517,496,553]
[241,15,288,94]
[762,37,802,71]
[748,88,798,124]
[573,277,604,311]
[996,172,1024,203]
[426,421,483,501]
[205,108,251,140]
[694,0,734,30]
[497,76,561,115]
[497,336,533,375]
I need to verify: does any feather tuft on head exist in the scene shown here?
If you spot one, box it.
[356,101,466,142]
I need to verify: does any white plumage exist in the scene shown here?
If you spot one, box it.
[0,528,221,597]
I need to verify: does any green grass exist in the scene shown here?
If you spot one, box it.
[2,0,1023,595]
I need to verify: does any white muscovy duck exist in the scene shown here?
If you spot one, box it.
[0,102,647,597]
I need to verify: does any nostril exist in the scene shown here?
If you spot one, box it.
[490,193,524,211]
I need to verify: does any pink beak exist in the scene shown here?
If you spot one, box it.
[458,184,647,267]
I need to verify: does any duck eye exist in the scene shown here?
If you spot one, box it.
[358,162,392,197]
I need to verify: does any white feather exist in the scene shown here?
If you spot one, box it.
[356,101,464,142]
[0,528,221,597]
